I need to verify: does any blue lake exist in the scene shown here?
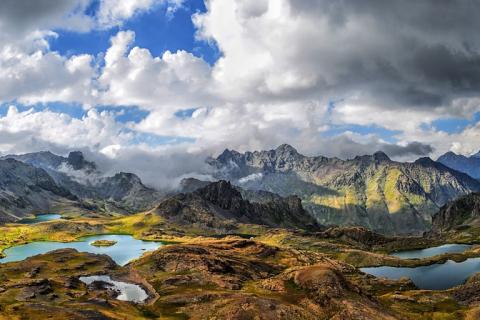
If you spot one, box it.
[361,258,480,290]
[391,244,472,259]
[0,234,163,266]
[18,214,62,224]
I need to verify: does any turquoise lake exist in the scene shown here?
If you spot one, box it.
[18,214,62,224]
[0,234,163,266]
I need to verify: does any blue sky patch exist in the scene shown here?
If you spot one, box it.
[127,130,195,146]
[431,112,480,134]
[0,102,87,119]
[96,105,150,123]
[174,107,198,119]
[50,0,221,65]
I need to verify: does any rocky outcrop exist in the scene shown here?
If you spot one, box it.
[131,239,399,320]
[432,193,480,232]
[154,180,321,232]
[208,144,480,234]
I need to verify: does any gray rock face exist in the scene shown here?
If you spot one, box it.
[432,192,480,232]
[208,144,480,235]
[155,180,321,232]
[437,151,480,179]
[0,159,77,222]
[0,151,161,219]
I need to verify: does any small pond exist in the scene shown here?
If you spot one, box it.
[391,244,472,259]
[18,214,62,224]
[0,234,163,266]
[80,275,149,303]
[361,257,480,290]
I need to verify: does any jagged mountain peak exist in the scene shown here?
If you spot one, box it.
[0,151,161,217]
[414,156,435,164]
[110,172,143,185]
[216,148,242,162]
[275,143,299,154]
[353,151,391,163]
[437,151,480,179]
[208,145,480,235]
[373,151,391,161]
[155,180,321,232]
[66,151,96,171]
[442,151,458,157]
[195,180,243,207]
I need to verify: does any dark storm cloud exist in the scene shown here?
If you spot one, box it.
[382,142,435,159]
[286,0,480,113]
[0,0,90,41]
[315,135,434,161]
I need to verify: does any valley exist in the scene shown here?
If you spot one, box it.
[2,148,480,319]
[3,3,480,319]
[1,206,480,319]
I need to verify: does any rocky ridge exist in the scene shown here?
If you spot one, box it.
[154,180,321,232]
[0,151,161,219]
[208,144,480,234]
[438,151,480,179]
[432,192,480,232]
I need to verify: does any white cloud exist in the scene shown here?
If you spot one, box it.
[2,0,480,179]
[98,31,213,111]
[97,0,184,28]
[0,107,120,148]
[0,46,96,105]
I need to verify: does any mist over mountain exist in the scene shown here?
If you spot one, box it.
[208,144,480,235]
[3,146,480,236]
[0,158,79,222]
[0,151,162,220]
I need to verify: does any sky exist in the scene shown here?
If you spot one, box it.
[1,0,480,188]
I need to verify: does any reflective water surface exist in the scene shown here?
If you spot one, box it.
[391,244,472,259]
[80,275,149,303]
[18,214,62,224]
[361,257,480,290]
[0,234,163,266]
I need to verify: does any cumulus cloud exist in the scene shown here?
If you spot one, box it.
[98,30,213,111]
[0,0,93,43]
[97,0,185,28]
[2,0,480,187]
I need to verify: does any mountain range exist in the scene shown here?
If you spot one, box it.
[208,144,480,234]
[437,151,480,179]
[0,151,161,221]
[155,180,320,233]
[2,146,480,236]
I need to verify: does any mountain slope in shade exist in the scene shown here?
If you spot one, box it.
[208,144,480,235]
[432,192,480,232]
[154,180,321,232]
[1,151,161,213]
[0,159,79,223]
[437,151,480,179]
